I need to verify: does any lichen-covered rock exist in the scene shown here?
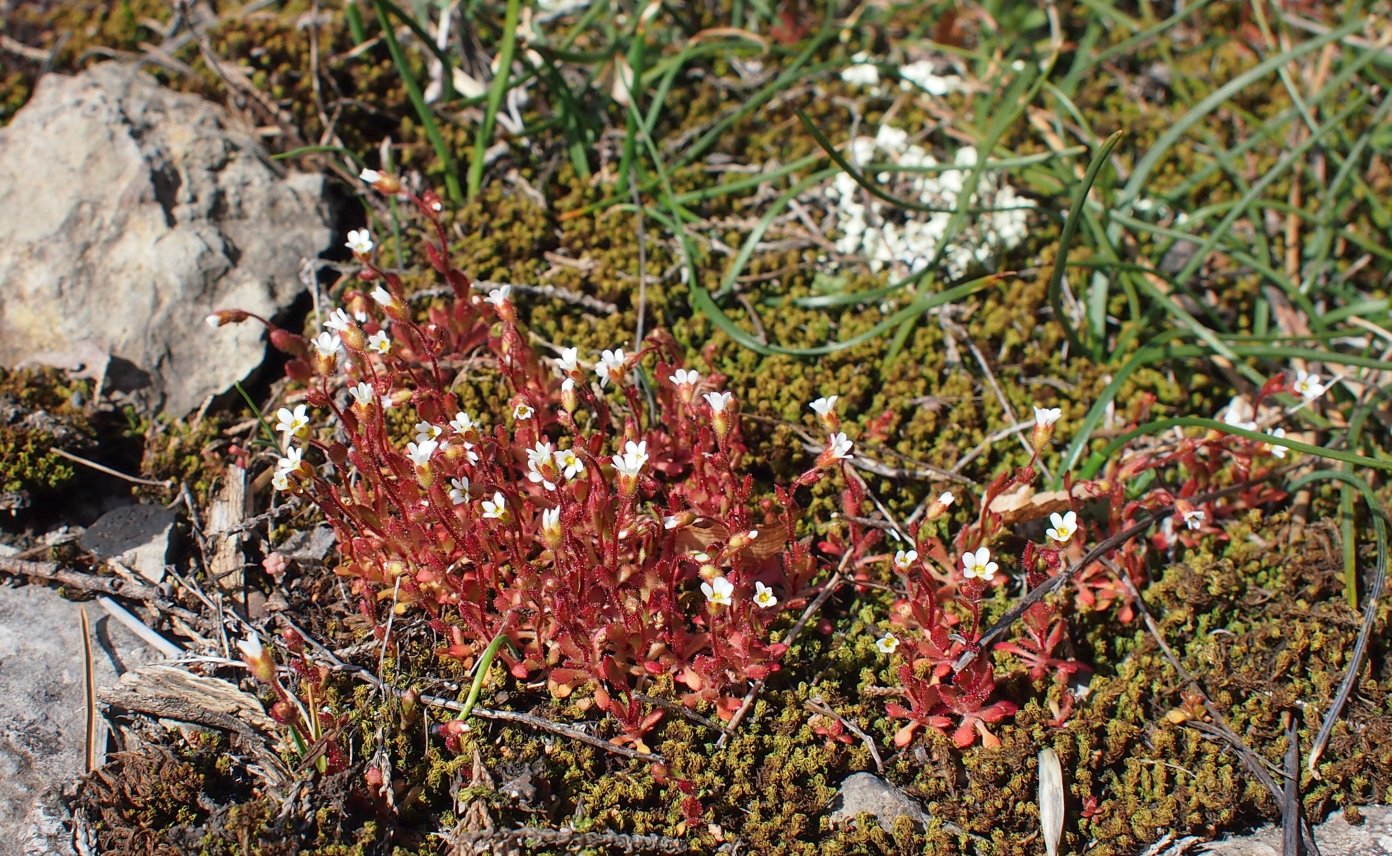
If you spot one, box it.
[0,62,332,415]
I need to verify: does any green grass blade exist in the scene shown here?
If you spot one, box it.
[1079,417,1392,479]
[466,0,521,199]
[372,0,462,203]
[1048,129,1124,356]
[1116,17,1363,212]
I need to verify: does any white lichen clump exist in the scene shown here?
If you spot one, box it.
[832,58,1032,279]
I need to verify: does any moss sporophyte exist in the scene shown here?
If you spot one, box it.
[210,171,1319,759]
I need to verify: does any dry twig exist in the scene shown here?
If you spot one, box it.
[717,552,852,748]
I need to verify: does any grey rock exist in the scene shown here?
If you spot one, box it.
[277,524,337,563]
[1194,805,1392,855]
[0,62,333,416]
[829,772,930,834]
[0,585,155,855]
[78,504,177,584]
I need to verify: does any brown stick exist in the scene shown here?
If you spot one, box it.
[716,554,851,748]
[445,825,691,854]
[953,473,1288,673]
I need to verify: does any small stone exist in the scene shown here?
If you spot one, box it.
[78,505,177,584]
[277,524,337,563]
[829,772,930,834]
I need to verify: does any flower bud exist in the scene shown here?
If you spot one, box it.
[339,324,366,352]
[1031,406,1062,453]
[237,634,276,683]
[925,491,955,521]
[205,308,250,328]
[285,359,313,382]
[268,328,307,357]
[726,529,758,553]
[561,378,578,414]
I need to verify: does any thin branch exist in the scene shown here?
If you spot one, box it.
[805,698,883,773]
[717,554,852,748]
[0,556,199,625]
[408,280,619,315]
[444,825,692,854]
[953,473,1284,673]
[50,447,172,488]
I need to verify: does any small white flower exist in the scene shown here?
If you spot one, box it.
[875,633,899,655]
[485,286,511,307]
[1182,509,1205,530]
[359,167,383,185]
[324,308,352,333]
[703,391,733,413]
[1266,427,1288,459]
[938,491,955,507]
[670,368,702,386]
[368,331,391,355]
[893,549,917,571]
[449,477,471,505]
[1293,370,1326,401]
[353,309,369,323]
[1034,406,1062,428]
[370,286,395,307]
[275,446,303,476]
[450,412,477,436]
[827,432,854,460]
[380,393,396,410]
[271,470,291,492]
[346,229,374,255]
[663,515,682,530]
[311,332,342,359]
[961,547,999,582]
[700,575,734,606]
[526,441,558,490]
[557,347,579,374]
[1047,510,1078,544]
[753,581,778,609]
[809,396,838,417]
[513,403,534,421]
[275,404,309,439]
[527,466,557,491]
[406,439,438,467]
[204,313,224,329]
[414,421,443,444]
[596,348,627,387]
[526,440,555,466]
[481,491,507,520]
[554,448,584,479]
[614,440,648,479]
